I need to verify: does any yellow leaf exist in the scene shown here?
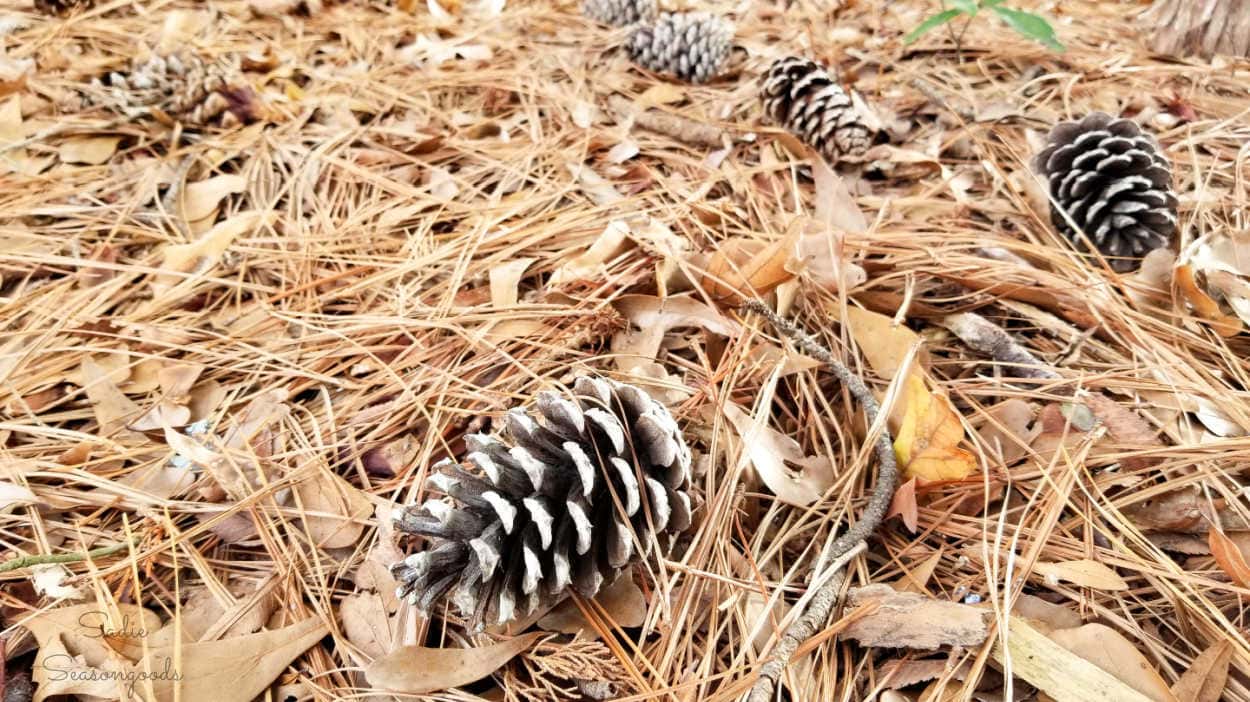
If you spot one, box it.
[893,374,977,481]
[844,306,925,378]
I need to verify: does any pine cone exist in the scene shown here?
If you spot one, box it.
[627,13,733,84]
[1034,112,1178,271]
[34,0,94,14]
[391,376,693,627]
[583,0,655,27]
[760,57,870,162]
[85,51,249,126]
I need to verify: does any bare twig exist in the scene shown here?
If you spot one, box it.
[739,300,898,702]
[940,312,1061,380]
[608,95,727,148]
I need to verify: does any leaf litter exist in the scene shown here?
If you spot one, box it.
[1,0,1249,700]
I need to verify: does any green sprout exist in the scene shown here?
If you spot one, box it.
[904,0,1064,52]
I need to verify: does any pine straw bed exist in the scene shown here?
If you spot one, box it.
[1,0,1249,700]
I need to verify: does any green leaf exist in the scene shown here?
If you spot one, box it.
[903,8,964,45]
[950,0,978,14]
[991,6,1064,50]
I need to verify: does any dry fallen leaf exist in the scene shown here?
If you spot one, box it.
[886,477,919,533]
[1033,559,1128,591]
[1175,263,1242,337]
[893,374,978,481]
[365,632,543,693]
[994,616,1156,702]
[1208,528,1250,588]
[341,591,394,660]
[841,584,990,650]
[1047,624,1177,702]
[549,219,630,284]
[489,257,536,307]
[538,575,646,635]
[181,174,248,222]
[611,293,739,368]
[1169,640,1231,702]
[80,356,141,436]
[58,136,122,165]
[977,398,1039,466]
[155,211,269,294]
[294,470,373,549]
[701,232,799,304]
[722,402,834,507]
[0,480,38,513]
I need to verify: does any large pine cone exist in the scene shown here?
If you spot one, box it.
[626,12,733,84]
[84,51,253,126]
[583,0,656,27]
[760,57,870,163]
[391,376,693,627]
[1034,112,1178,271]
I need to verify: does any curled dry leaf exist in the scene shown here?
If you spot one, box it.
[1033,559,1128,591]
[489,257,536,307]
[722,402,833,507]
[611,293,738,368]
[842,584,990,650]
[886,477,919,533]
[155,211,270,294]
[549,219,629,285]
[1047,624,1177,702]
[701,232,797,304]
[366,631,543,694]
[181,174,248,222]
[1175,264,1242,337]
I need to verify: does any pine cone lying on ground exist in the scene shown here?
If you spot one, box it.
[84,51,259,126]
[1034,112,1178,272]
[582,0,656,27]
[627,12,733,84]
[760,56,871,163]
[391,376,693,627]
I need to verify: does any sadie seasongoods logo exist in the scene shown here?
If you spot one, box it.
[39,610,183,699]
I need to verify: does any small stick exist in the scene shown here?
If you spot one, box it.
[0,540,133,574]
[739,300,898,702]
[940,312,1060,381]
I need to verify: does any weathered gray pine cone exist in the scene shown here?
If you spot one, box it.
[85,51,247,125]
[582,0,656,27]
[1034,112,1178,271]
[760,56,871,162]
[391,376,693,627]
[627,12,733,84]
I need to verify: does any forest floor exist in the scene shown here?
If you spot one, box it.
[2,0,1250,700]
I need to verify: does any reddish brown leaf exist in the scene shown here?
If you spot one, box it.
[887,477,919,533]
[1208,529,1250,588]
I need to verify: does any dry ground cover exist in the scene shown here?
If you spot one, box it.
[1,0,1250,700]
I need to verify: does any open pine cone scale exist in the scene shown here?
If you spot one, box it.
[392,376,692,627]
